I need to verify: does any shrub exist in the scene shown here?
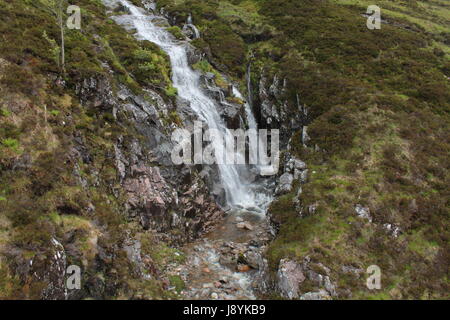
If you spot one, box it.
[167,26,185,40]
[1,138,19,151]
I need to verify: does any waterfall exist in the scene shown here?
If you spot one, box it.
[116,0,270,213]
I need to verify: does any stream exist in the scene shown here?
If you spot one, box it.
[111,0,274,300]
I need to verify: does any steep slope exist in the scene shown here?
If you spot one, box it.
[0,0,224,299]
[0,0,448,300]
[155,0,449,299]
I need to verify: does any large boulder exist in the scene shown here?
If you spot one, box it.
[277,259,305,299]
[276,257,338,299]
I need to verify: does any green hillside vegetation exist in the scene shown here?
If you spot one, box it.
[0,0,448,299]
[156,0,449,298]
[0,0,180,299]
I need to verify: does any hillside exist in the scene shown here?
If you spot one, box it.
[0,0,449,300]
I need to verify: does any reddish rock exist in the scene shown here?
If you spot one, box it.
[237,264,251,272]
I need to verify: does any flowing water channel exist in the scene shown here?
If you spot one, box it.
[111,0,274,299]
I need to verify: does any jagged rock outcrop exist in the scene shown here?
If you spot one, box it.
[254,70,308,151]
[124,165,176,231]
[277,259,305,299]
[276,257,337,300]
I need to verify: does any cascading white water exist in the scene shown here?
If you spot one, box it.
[233,64,257,131]
[116,0,270,212]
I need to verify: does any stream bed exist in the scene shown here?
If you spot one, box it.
[171,210,272,300]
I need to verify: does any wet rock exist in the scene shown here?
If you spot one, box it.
[237,264,251,272]
[243,250,261,270]
[113,2,131,14]
[219,254,238,269]
[182,24,200,39]
[235,216,244,223]
[215,100,245,129]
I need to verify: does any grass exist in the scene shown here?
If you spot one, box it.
[192,60,228,89]
[167,25,185,39]
[1,138,19,150]
[0,0,447,300]
[332,0,450,57]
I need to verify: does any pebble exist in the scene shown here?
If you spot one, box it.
[237,264,251,272]
[203,267,211,273]
[236,222,254,231]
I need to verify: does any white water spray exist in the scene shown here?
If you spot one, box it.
[114,0,271,212]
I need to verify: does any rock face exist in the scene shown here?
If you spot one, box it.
[275,157,308,196]
[75,76,117,111]
[78,75,226,244]
[124,165,175,231]
[256,72,305,137]
[1,58,227,298]
[275,257,337,300]
[200,72,246,129]
[277,259,305,299]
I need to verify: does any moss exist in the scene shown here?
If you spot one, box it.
[165,85,178,97]
[167,26,185,40]
[0,0,448,300]
[169,275,185,293]
[0,108,11,117]
[192,60,228,89]
[1,138,19,151]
